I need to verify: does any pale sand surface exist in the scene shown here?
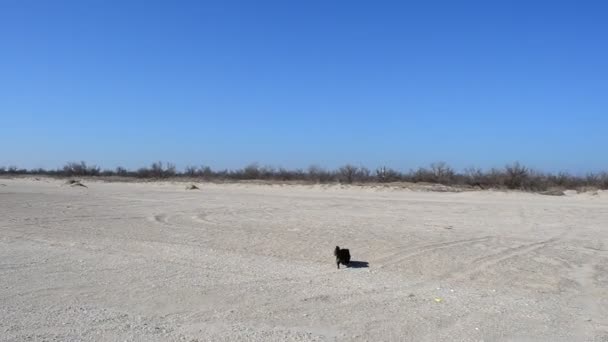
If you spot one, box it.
[1,178,607,341]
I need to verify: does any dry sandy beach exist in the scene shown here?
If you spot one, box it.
[1,178,607,341]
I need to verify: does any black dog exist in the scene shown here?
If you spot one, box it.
[334,246,351,269]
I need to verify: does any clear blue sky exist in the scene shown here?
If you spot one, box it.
[1,0,607,173]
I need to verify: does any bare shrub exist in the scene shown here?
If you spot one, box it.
[464,167,485,188]
[199,166,213,179]
[582,172,608,189]
[242,163,261,180]
[504,162,528,189]
[357,167,372,182]
[585,173,599,187]
[526,170,550,191]
[594,172,608,189]
[375,166,402,182]
[276,168,305,181]
[63,161,100,177]
[549,172,580,188]
[115,167,128,176]
[258,165,276,180]
[32,168,49,175]
[308,165,335,183]
[411,167,433,183]
[411,162,455,184]
[4,166,27,174]
[136,161,176,178]
[486,168,507,187]
[214,169,229,180]
[184,166,198,177]
[430,162,455,184]
[339,164,358,184]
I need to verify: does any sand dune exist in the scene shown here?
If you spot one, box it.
[1,178,607,341]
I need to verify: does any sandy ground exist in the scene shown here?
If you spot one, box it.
[1,178,607,342]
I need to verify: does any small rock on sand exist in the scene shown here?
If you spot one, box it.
[541,189,565,196]
[66,180,87,188]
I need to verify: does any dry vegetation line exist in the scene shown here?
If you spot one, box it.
[10,159,608,192]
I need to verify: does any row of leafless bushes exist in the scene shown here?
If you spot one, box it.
[1,161,608,191]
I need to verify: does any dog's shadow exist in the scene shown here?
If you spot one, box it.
[347,261,369,268]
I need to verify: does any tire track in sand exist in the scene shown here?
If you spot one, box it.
[571,262,608,337]
[376,236,493,269]
[446,237,561,281]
